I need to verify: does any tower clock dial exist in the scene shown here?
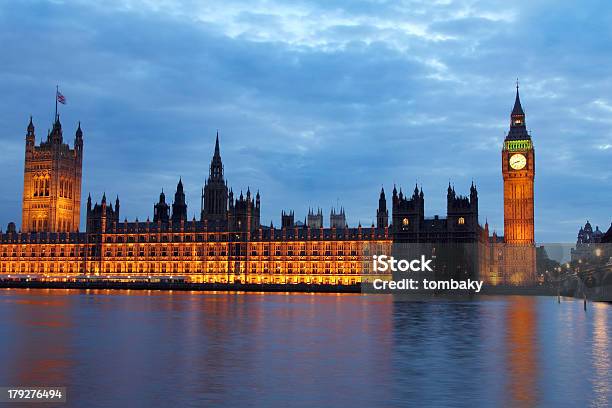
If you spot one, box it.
[509,153,527,170]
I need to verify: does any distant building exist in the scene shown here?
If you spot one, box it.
[307,208,323,229]
[330,207,347,229]
[571,220,611,262]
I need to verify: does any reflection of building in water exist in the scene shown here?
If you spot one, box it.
[505,297,539,406]
[6,290,72,386]
[592,304,610,407]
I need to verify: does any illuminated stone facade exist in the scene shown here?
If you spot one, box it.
[500,86,537,285]
[21,115,83,233]
[1,89,540,286]
[0,219,391,285]
[2,134,391,284]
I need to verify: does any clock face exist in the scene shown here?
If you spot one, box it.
[509,153,527,170]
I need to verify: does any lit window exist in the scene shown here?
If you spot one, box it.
[458,217,465,225]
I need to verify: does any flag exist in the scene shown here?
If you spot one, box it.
[56,91,66,105]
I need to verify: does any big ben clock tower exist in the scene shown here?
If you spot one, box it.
[501,84,536,284]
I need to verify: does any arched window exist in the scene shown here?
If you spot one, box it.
[44,177,50,196]
[33,176,38,197]
[458,217,465,225]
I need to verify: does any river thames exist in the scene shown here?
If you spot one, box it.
[0,289,610,407]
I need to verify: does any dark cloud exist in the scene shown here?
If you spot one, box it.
[0,0,610,241]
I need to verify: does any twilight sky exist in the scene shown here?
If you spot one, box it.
[0,0,611,242]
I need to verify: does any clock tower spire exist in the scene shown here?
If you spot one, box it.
[501,83,536,284]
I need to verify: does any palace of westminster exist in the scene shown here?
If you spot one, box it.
[0,89,542,286]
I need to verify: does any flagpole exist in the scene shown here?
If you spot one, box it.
[55,85,58,120]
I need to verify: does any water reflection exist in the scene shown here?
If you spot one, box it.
[592,303,610,407]
[504,297,538,407]
[0,289,610,407]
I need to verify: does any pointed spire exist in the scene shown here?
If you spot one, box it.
[507,82,530,140]
[27,116,34,132]
[214,131,220,156]
[177,177,183,191]
[76,121,82,138]
[102,192,107,204]
[512,82,524,117]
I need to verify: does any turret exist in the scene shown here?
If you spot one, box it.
[330,207,347,229]
[49,115,63,145]
[154,189,170,223]
[75,121,83,157]
[376,187,388,228]
[470,181,478,204]
[201,131,228,222]
[281,210,294,228]
[171,178,187,223]
[25,116,35,151]
[307,207,323,228]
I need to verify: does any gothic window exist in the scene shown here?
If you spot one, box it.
[60,180,64,198]
[44,177,49,196]
[458,217,465,225]
[33,176,38,197]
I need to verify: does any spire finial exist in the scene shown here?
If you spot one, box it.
[214,131,220,156]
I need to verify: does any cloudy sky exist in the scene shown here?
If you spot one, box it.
[0,0,611,242]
